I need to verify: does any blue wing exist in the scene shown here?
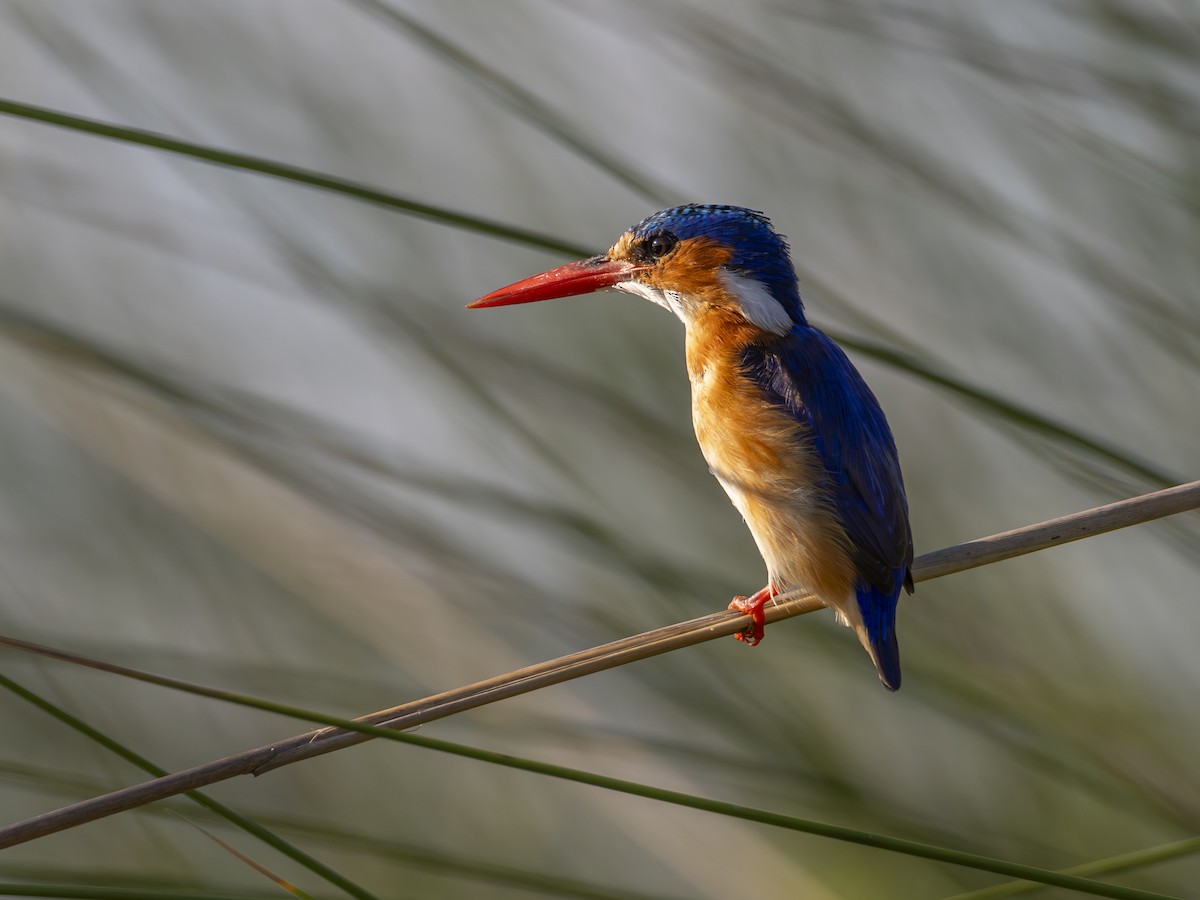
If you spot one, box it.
[741,326,913,687]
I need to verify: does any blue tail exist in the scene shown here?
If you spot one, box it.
[870,624,902,692]
[857,583,902,691]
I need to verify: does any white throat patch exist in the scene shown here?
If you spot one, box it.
[615,280,684,318]
[615,274,793,336]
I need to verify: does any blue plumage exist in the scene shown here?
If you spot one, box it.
[471,203,914,689]
[630,205,806,324]
[742,328,913,689]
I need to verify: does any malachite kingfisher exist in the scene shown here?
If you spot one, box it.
[469,204,914,690]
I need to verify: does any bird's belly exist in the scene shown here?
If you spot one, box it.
[689,352,858,608]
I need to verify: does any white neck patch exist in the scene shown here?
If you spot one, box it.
[718,270,793,335]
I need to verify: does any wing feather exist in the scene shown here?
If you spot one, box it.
[741,328,913,596]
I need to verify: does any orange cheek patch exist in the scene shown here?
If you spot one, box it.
[646,238,733,303]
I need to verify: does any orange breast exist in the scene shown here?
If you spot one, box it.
[684,308,857,606]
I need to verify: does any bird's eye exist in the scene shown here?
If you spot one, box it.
[641,231,678,261]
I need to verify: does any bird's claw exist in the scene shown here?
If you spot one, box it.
[728,585,776,646]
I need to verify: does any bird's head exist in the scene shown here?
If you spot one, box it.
[468,205,806,334]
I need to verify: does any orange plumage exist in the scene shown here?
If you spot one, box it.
[469,204,913,690]
[686,306,860,628]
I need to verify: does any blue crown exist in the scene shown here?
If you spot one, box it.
[629,204,806,324]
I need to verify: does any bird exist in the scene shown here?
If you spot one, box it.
[468,204,913,690]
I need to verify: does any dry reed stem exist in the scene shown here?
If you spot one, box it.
[0,480,1197,848]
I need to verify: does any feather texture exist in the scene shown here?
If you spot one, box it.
[610,206,913,689]
[740,326,913,689]
[471,204,914,689]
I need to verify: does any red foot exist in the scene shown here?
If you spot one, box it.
[728,584,778,646]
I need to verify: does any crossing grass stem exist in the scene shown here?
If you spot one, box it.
[0,481,1198,896]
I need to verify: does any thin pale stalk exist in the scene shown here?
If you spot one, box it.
[0,482,1196,892]
[0,662,1181,900]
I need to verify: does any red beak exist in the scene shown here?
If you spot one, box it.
[468,256,646,309]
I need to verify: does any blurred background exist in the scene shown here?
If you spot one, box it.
[1,1,1198,897]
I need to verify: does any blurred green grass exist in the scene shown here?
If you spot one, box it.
[1,1,1198,898]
